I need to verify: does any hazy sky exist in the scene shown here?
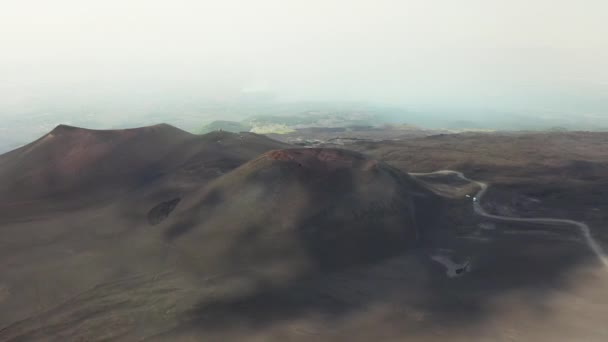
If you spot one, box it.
[1,0,607,119]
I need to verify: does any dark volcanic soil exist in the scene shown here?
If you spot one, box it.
[1,127,608,341]
[162,148,439,280]
[0,125,290,219]
[348,131,608,244]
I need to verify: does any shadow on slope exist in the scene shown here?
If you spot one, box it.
[164,148,438,275]
[143,149,605,340]
[0,146,605,341]
[0,124,291,221]
[146,160,604,340]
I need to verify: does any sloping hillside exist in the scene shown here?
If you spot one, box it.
[0,125,290,218]
[163,148,438,280]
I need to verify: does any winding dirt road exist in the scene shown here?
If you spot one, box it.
[410,170,608,269]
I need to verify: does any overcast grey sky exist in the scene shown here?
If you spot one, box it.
[1,0,607,119]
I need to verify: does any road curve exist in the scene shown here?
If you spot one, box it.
[410,170,608,269]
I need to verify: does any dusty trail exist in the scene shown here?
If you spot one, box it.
[410,170,608,269]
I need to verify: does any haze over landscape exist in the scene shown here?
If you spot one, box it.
[2,1,608,341]
[2,0,608,152]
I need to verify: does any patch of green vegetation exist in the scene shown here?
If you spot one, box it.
[199,120,252,134]
[245,114,326,126]
[197,112,388,136]
[250,124,295,134]
[244,113,379,129]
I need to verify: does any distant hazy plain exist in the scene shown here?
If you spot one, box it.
[1,0,607,152]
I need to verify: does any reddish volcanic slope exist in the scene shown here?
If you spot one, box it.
[0,124,190,199]
[0,124,290,212]
[164,148,439,277]
[1,131,607,341]
[264,148,380,171]
[0,124,294,330]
